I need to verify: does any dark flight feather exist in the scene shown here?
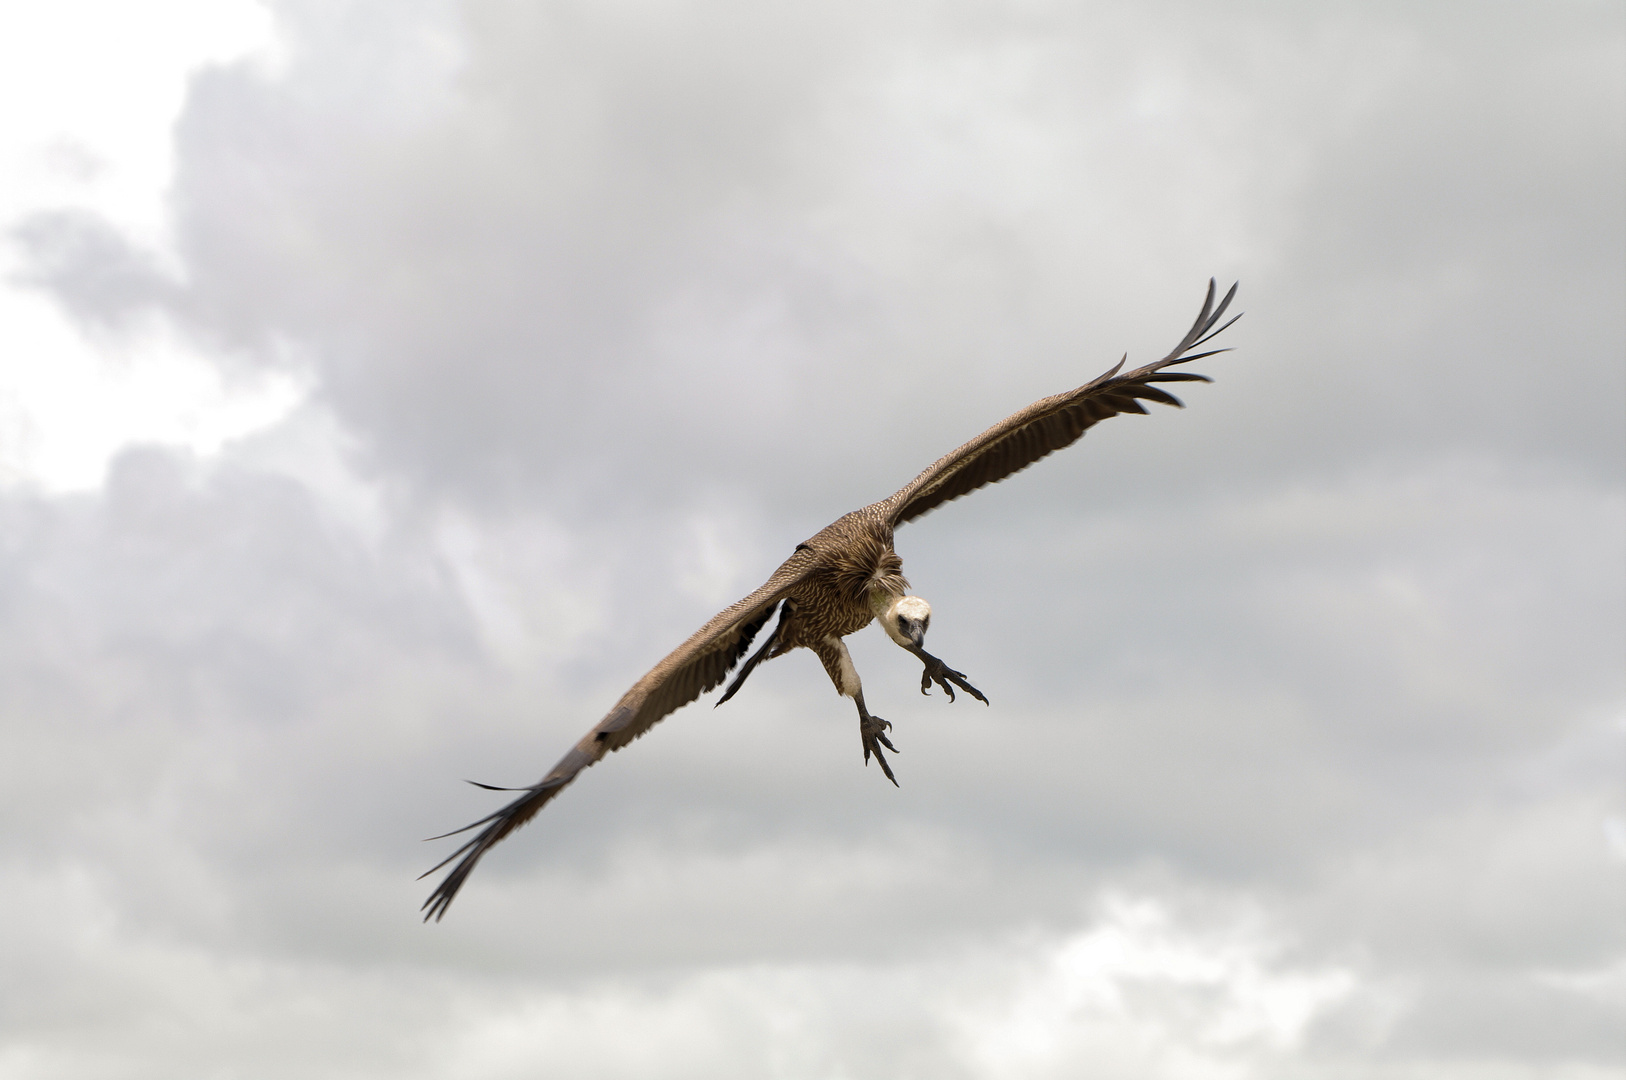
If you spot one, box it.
[881,279,1237,526]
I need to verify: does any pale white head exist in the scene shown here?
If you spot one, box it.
[880,594,932,648]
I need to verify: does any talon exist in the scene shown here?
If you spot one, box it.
[919,656,987,705]
[860,714,900,786]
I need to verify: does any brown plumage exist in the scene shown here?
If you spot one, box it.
[420,279,1240,921]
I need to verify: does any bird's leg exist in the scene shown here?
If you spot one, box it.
[908,645,988,705]
[815,635,900,785]
[852,689,899,786]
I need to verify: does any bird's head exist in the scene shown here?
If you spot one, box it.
[880,594,932,648]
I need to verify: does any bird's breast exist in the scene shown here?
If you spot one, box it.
[783,585,877,645]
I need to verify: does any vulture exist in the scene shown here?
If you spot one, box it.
[422,279,1240,920]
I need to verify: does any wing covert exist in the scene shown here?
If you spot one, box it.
[882,280,1238,527]
[420,547,819,920]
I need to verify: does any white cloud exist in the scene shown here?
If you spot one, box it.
[960,895,1357,1078]
[0,296,308,491]
[0,0,300,492]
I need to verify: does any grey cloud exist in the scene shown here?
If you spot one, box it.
[7,209,177,330]
[154,0,1618,521]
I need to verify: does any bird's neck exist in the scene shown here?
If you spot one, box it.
[831,531,908,607]
[867,579,907,619]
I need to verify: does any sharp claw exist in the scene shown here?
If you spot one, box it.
[873,745,898,786]
[958,676,989,705]
[921,658,986,704]
[860,715,900,785]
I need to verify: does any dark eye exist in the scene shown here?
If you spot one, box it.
[897,616,908,632]
[922,616,930,631]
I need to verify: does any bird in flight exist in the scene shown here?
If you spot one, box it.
[422,279,1240,920]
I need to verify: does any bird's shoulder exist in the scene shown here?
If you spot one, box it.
[797,504,894,555]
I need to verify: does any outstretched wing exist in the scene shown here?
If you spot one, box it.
[420,548,820,921]
[882,280,1239,527]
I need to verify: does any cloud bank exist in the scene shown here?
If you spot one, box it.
[1,1,1621,1077]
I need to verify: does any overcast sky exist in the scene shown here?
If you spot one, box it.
[1,2,1622,1077]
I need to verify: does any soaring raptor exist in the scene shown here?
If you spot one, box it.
[422,280,1240,920]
